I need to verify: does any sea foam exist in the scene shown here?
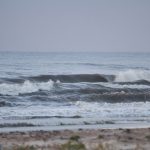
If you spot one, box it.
[0,80,54,95]
[115,69,150,82]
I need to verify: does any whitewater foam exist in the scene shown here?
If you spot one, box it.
[115,69,150,82]
[1,101,150,120]
[0,80,54,95]
[74,101,150,118]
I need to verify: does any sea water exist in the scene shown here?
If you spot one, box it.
[0,52,150,130]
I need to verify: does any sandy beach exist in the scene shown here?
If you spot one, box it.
[0,127,150,150]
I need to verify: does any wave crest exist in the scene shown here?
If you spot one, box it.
[115,69,150,82]
[28,74,108,83]
[0,80,54,95]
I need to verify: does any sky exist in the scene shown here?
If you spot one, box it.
[0,0,150,52]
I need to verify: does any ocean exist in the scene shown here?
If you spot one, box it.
[0,52,150,131]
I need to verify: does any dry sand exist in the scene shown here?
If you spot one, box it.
[0,128,150,150]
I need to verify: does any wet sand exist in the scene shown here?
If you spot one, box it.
[0,128,150,150]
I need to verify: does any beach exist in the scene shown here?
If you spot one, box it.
[0,127,150,150]
[0,52,150,149]
[1,0,150,149]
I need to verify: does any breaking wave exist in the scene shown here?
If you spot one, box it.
[0,71,150,96]
[1,70,150,85]
[115,69,150,82]
[27,74,109,83]
[0,80,54,95]
[0,74,109,83]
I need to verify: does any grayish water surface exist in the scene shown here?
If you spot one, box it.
[0,52,150,130]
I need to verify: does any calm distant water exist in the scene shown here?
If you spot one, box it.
[0,52,150,130]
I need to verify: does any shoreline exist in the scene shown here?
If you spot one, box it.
[0,122,150,133]
[0,126,150,150]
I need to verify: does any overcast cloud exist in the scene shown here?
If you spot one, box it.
[0,0,150,52]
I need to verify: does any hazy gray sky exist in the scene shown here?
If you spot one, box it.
[0,0,150,52]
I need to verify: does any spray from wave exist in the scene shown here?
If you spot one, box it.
[115,69,150,82]
[0,70,150,96]
[0,80,55,95]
